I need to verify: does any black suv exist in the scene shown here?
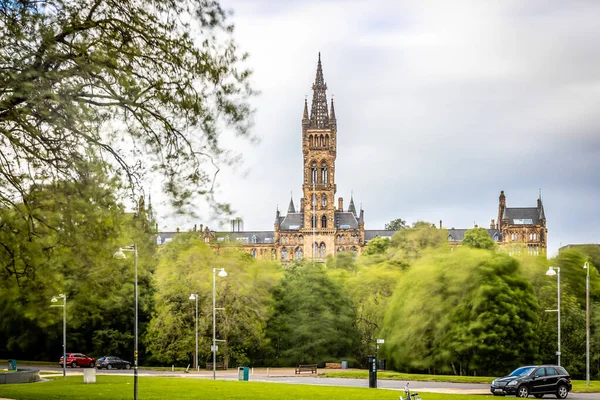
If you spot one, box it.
[490,365,572,398]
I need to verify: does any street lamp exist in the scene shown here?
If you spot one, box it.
[212,267,227,380]
[189,293,199,371]
[583,262,590,387]
[545,266,561,366]
[50,294,66,377]
[113,245,138,400]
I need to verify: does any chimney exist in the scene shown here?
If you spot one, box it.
[338,197,343,211]
[537,198,542,209]
[439,220,442,229]
[490,219,495,229]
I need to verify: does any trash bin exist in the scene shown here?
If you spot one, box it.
[8,360,16,370]
[378,359,386,370]
[237,366,249,381]
[341,360,348,369]
[83,368,96,384]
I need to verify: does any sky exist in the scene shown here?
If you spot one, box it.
[152,0,600,257]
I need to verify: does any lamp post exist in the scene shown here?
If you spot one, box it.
[584,262,590,387]
[545,266,561,366]
[212,267,227,380]
[50,294,66,377]
[189,293,199,371]
[113,245,138,400]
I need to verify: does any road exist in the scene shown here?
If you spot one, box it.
[32,366,598,399]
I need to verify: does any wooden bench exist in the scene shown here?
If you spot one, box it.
[206,361,226,370]
[295,364,318,374]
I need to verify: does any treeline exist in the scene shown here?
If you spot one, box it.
[1,179,599,378]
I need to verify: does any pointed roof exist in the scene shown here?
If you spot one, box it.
[302,98,309,120]
[309,53,329,129]
[287,196,296,214]
[348,195,357,217]
[359,208,364,224]
[330,97,336,121]
[274,207,280,224]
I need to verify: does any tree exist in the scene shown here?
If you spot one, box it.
[389,221,447,260]
[381,248,538,376]
[266,262,359,366]
[462,227,496,250]
[362,236,390,256]
[0,0,254,217]
[385,218,408,231]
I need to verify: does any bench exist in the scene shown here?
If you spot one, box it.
[206,361,226,370]
[295,364,318,374]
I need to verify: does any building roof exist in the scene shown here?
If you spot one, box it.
[214,231,275,244]
[503,207,543,225]
[279,213,304,230]
[335,211,358,229]
[364,230,397,240]
[447,228,502,242]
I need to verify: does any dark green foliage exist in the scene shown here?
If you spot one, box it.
[381,248,538,376]
[462,227,496,250]
[0,0,254,216]
[266,262,359,366]
[389,222,447,260]
[385,218,408,230]
[362,236,390,255]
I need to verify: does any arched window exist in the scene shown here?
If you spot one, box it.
[337,247,344,252]
[533,232,537,241]
[312,193,316,207]
[320,242,326,258]
[511,233,515,241]
[295,247,303,260]
[321,164,328,184]
[251,235,257,244]
[320,135,324,147]
[299,235,303,244]
[251,249,257,258]
[313,242,318,258]
[515,233,519,241]
[341,236,345,244]
[271,249,276,260]
[311,163,317,183]
[322,194,327,207]
[309,135,313,147]
[281,247,288,261]
[312,215,317,228]
[321,215,327,228]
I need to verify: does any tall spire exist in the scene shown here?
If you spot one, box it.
[303,97,309,120]
[309,52,329,129]
[348,193,357,217]
[330,97,336,120]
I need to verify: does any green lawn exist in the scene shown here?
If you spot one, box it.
[0,376,491,400]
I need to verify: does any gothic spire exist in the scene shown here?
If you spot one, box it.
[309,52,329,129]
[348,193,357,217]
[303,97,309,120]
[330,97,336,121]
[287,195,296,214]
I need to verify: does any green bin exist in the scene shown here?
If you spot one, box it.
[237,366,249,381]
[8,360,16,370]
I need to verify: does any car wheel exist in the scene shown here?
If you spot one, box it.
[534,395,544,398]
[556,384,568,399]
[125,364,131,370]
[89,362,95,368]
[517,385,529,398]
[71,362,77,368]
[107,364,112,370]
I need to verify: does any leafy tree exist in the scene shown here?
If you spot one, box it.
[462,227,496,250]
[389,221,447,260]
[381,248,538,376]
[145,234,280,366]
[362,236,390,256]
[0,0,254,216]
[385,218,408,231]
[266,262,359,366]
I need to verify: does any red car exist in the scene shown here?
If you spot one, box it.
[59,353,96,368]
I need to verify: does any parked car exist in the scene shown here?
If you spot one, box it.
[96,356,131,370]
[59,353,96,368]
[490,365,572,398]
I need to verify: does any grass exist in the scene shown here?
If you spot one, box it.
[322,371,600,393]
[0,375,491,400]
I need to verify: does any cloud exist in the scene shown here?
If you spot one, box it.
[153,0,600,257]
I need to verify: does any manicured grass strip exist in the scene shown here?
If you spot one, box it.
[0,375,489,400]
[323,371,495,384]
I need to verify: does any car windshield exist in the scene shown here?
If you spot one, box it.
[509,367,535,377]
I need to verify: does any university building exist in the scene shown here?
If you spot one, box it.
[155,55,548,258]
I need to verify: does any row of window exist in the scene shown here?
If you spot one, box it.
[510,232,538,241]
[508,245,541,256]
[248,244,359,260]
[308,134,330,148]
[311,193,328,208]
[310,162,329,184]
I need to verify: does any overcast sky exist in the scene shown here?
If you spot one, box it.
[153,0,600,257]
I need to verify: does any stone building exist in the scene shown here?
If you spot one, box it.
[155,55,548,258]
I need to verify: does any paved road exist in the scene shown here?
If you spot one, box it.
[32,366,598,399]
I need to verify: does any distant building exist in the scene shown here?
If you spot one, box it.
[156,55,547,259]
